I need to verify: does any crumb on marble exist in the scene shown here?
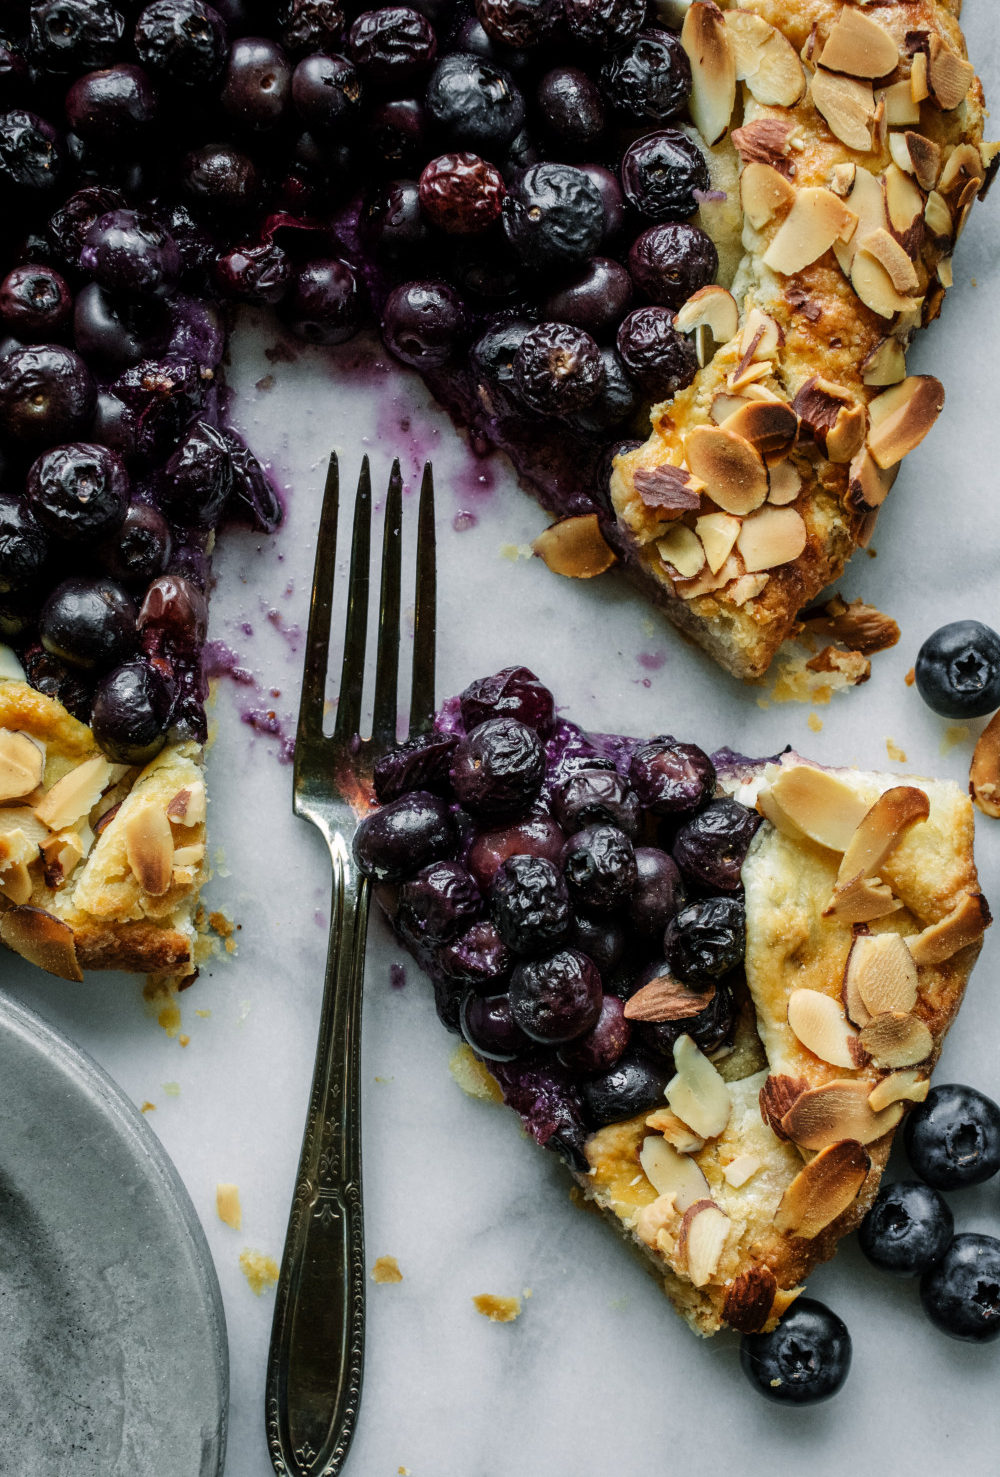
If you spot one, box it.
[255,373,275,392]
[209,910,236,939]
[499,542,533,562]
[140,1101,156,1113]
[163,1081,180,1097]
[196,1008,211,1019]
[240,1249,279,1295]
[941,724,971,756]
[905,666,916,687]
[449,1043,503,1103]
[886,738,907,763]
[807,712,823,732]
[374,1075,394,1084]
[372,1255,403,1284]
[217,1183,242,1231]
[473,1294,522,1323]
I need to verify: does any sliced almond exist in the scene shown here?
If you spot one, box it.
[859,1011,933,1068]
[884,164,924,239]
[938,142,985,198]
[634,1192,683,1252]
[724,9,805,108]
[722,1265,778,1334]
[673,553,741,601]
[736,506,806,572]
[739,161,796,230]
[35,756,113,832]
[684,424,769,515]
[0,905,83,982]
[0,828,37,905]
[851,248,915,318]
[632,463,705,516]
[868,1070,931,1112]
[645,1108,706,1154]
[937,256,954,289]
[681,1,736,146]
[0,731,45,804]
[624,972,715,1022]
[860,227,920,294]
[172,842,206,869]
[639,1134,710,1210]
[726,572,769,606]
[867,375,945,468]
[124,801,174,896]
[722,1153,761,1188]
[533,514,616,579]
[927,34,975,111]
[891,131,941,191]
[721,400,797,465]
[833,165,887,275]
[775,1141,872,1239]
[910,49,930,103]
[836,786,930,894]
[167,781,207,826]
[798,593,900,656]
[861,338,906,388]
[738,307,782,364]
[665,1033,731,1141]
[780,1079,905,1150]
[882,78,921,127]
[40,829,85,889]
[656,523,706,580]
[695,511,741,574]
[792,376,866,462]
[759,1073,810,1141]
[758,765,871,852]
[0,806,49,846]
[844,931,919,1021]
[970,708,1000,818]
[767,460,802,506]
[818,8,898,80]
[826,876,902,925]
[787,988,860,1068]
[731,118,794,173]
[846,446,897,510]
[673,284,739,344]
[677,1200,731,1287]
[811,67,875,152]
[906,892,991,965]
[762,186,858,276]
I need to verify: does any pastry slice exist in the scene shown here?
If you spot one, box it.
[353,666,989,1336]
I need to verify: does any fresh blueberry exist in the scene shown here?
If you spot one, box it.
[740,1298,851,1404]
[627,847,685,935]
[282,258,363,345]
[490,852,571,955]
[348,7,437,85]
[620,128,710,220]
[460,990,532,1060]
[397,859,483,947]
[628,736,715,814]
[26,441,129,541]
[437,919,512,993]
[134,2,230,88]
[616,304,699,397]
[509,946,603,1043]
[578,1049,669,1127]
[353,790,457,883]
[424,52,526,153]
[81,209,181,299]
[450,716,545,818]
[628,221,718,309]
[920,1233,1000,1342]
[904,1083,1000,1189]
[672,798,762,893]
[373,730,459,802]
[0,109,63,195]
[66,65,160,144]
[561,823,636,912]
[502,161,605,269]
[459,666,555,736]
[0,343,95,444]
[512,321,604,418]
[541,258,633,342]
[0,264,71,340]
[90,659,175,764]
[220,36,291,130]
[40,575,138,671]
[418,151,505,234]
[664,896,745,985]
[858,1180,954,1276]
[466,814,566,890]
[914,620,1000,719]
[381,278,466,367]
[552,766,641,838]
[158,420,233,528]
[0,492,49,596]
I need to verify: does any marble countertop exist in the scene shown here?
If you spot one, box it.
[7,13,1000,1471]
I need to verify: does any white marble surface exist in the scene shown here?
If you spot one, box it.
[7,13,1000,1470]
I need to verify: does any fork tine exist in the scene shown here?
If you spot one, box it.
[295,452,339,754]
[409,461,436,735]
[332,456,372,745]
[371,460,403,749]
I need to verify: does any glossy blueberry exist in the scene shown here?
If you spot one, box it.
[0,492,49,596]
[81,209,180,298]
[920,1234,1000,1343]
[40,575,138,671]
[451,243,524,309]
[578,1049,669,1127]
[418,151,505,234]
[382,279,466,367]
[672,798,761,893]
[469,319,532,405]
[557,993,630,1074]
[215,238,291,306]
[367,96,427,173]
[552,766,641,839]
[90,659,175,764]
[282,258,362,345]
[466,814,565,890]
[914,620,1000,719]
[561,823,636,912]
[617,304,699,398]
[490,852,571,955]
[568,911,626,976]
[66,65,160,144]
[362,178,430,263]
[450,715,545,818]
[600,29,691,122]
[460,990,531,1060]
[632,970,734,1061]
[279,0,345,54]
[424,53,526,154]
[541,258,632,343]
[0,109,63,194]
[628,222,718,309]
[397,860,482,947]
[740,1299,851,1404]
[580,162,624,239]
[858,1180,954,1276]
[181,141,259,215]
[137,573,208,650]
[460,666,555,736]
[628,735,715,815]
[158,420,233,529]
[475,0,558,48]
[536,67,605,154]
[620,128,710,221]
[353,790,457,883]
[489,1058,588,1166]
[0,264,71,339]
[74,281,166,368]
[570,347,639,433]
[46,183,124,269]
[373,730,459,803]
[134,2,229,88]
[437,919,512,993]
[0,343,95,444]
[291,52,362,135]
[509,946,602,1043]
[22,648,93,722]
[627,846,685,935]
[562,0,645,50]
[26,441,129,541]
[30,0,125,72]
[220,36,291,130]
[221,429,282,533]
[904,1083,1000,1189]
[503,162,605,269]
[97,502,172,585]
[348,8,437,85]
[664,896,745,986]
[512,321,604,418]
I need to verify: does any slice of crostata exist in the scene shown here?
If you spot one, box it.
[352,667,989,1336]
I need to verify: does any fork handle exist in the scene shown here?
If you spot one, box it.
[266,838,370,1476]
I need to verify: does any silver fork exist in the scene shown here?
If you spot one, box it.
[265,452,436,1477]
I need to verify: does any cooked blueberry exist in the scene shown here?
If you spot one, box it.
[424,52,525,153]
[552,766,641,838]
[664,896,745,986]
[628,736,715,815]
[181,141,259,215]
[437,919,512,993]
[158,420,232,528]
[580,162,625,239]
[904,1083,1000,1189]
[22,648,93,721]
[541,258,632,343]
[373,730,457,803]
[920,1233,1000,1343]
[568,911,626,977]
[81,209,180,298]
[450,715,545,818]
[432,974,465,1033]
[215,238,291,306]
[578,1049,669,1127]
[282,257,363,345]
[631,968,734,1060]
[40,575,138,671]
[571,346,639,433]
[503,162,605,269]
[221,36,291,130]
[0,264,70,341]
[536,67,606,154]
[367,96,428,173]
[626,847,684,936]
[600,29,691,122]
[563,0,645,51]
[466,815,565,890]
[460,990,532,1060]
[290,51,362,137]
[90,659,175,764]
[914,620,1000,719]
[616,305,698,397]
[97,501,172,585]
[362,178,430,263]
[74,281,167,368]
[490,1057,588,1165]
[0,492,49,596]
[628,222,718,309]
[561,823,636,912]
[740,1299,851,1404]
[137,573,208,650]
[475,0,559,49]
[26,441,129,541]
[280,0,345,54]
[397,859,482,947]
[222,429,282,532]
[459,666,555,736]
[353,790,457,882]
[672,798,762,893]
[0,109,63,194]
[348,7,437,84]
[381,279,466,367]
[46,183,124,269]
[31,0,125,72]
[509,946,602,1043]
[0,341,94,445]
[66,65,160,144]
[490,852,570,955]
[557,993,630,1073]
[512,321,604,418]
[858,1180,953,1277]
[134,2,229,88]
[620,128,710,220]
[418,151,505,234]
[469,319,532,404]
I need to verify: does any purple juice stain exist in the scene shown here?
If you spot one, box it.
[203,640,256,686]
[637,650,666,671]
[265,605,302,652]
[240,703,295,763]
[389,962,407,990]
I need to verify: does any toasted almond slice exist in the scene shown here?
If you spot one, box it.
[811,67,875,152]
[736,505,806,572]
[728,358,774,393]
[860,227,920,294]
[35,756,113,832]
[677,1200,731,1287]
[833,165,887,276]
[780,1080,905,1151]
[867,375,945,468]
[710,392,752,426]
[124,800,174,896]
[639,1135,711,1211]
[684,424,769,515]
[767,460,802,505]
[724,9,805,108]
[0,828,37,905]
[851,248,915,318]
[694,511,742,574]
[836,785,930,891]
[739,161,796,230]
[656,523,706,580]
[759,1073,810,1140]
[673,553,742,601]
[665,1033,731,1141]
[818,7,898,80]
[891,131,941,191]
[681,1,736,146]
[173,842,206,868]
[673,284,739,344]
[0,806,49,846]
[532,513,616,579]
[937,256,954,289]
[792,376,866,462]
[970,708,1000,818]
[927,34,975,111]
[775,1141,872,1239]
[846,446,897,511]
[0,904,83,982]
[39,828,85,889]
[859,1011,933,1068]
[825,876,902,925]
[633,463,704,515]
[762,186,858,276]
[844,931,919,1020]
[758,765,871,852]
[938,142,986,197]
[882,78,921,127]
[726,572,770,606]
[906,892,991,966]
[861,338,906,388]
[624,972,715,1022]
[645,1108,706,1154]
[787,988,860,1068]
[868,1070,931,1112]
[911,49,930,103]
[722,1265,779,1334]
[721,400,798,465]
[884,164,924,239]
[738,307,781,363]
[0,731,45,804]
[167,781,206,826]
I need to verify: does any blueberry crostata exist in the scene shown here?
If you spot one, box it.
[352,667,990,1335]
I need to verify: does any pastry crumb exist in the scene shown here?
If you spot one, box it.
[216,1183,242,1230]
[941,724,970,756]
[158,1001,182,1037]
[240,1249,279,1295]
[195,1008,211,1018]
[374,1075,394,1084]
[179,1033,190,1047]
[372,1255,403,1284]
[522,1287,533,1299]
[886,738,907,762]
[499,542,533,562]
[449,1042,503,1102]
[140,1101,156,1113]
[398,1467,411,1474]
[209,910,235,938]
[473,1293,522,1323]
[807,712,823,732]
[905,666,916,686]
[162,1081,180,1097]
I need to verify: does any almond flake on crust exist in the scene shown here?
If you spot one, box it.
[868,1070,931,1112]
[970,709,1000,818]
[762,186,858,276]
[656,523,706,580]
[736,506,807,572]
[681,1,735,147]
[740,161,797,229]
[632,464,705,514]
[810,67,876,152]
[835,785,930,891]
[723,9,805,109]
[774,1141,872,1240]
[124,801,175,897]
[665,1033,731,1140]
[695,511,742,573]
[677,1200,731,1287]
[684,424,769,515]
[905,892,992,966]
[639,1135,710,1210]
[757,764,871,852]
[780,1080,905,1151]
[34,756,113,832]
[0,730,44,803]
[843,931,919,1022]
[787,988,859,1068]
[866,376,945,468]
[858,1011,934,1069]
[817,9,898,81]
